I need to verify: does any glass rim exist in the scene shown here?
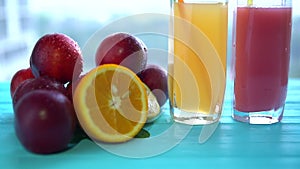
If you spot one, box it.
[171,0,228,3]
[237,0,292,7]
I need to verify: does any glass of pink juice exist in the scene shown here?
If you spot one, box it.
[233,0,292,124]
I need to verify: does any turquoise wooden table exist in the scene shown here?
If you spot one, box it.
[1,79,300,169]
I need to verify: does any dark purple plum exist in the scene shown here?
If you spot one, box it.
[30,33,83,83]
[10,68,34,98]
[12,77,68,106]
[137,64,168,106]
[95,32,147,73]
[14,90,76,154]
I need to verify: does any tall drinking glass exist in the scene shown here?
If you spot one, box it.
[233,0,292,124]
[169,0,228,125]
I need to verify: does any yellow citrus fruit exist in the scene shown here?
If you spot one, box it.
[73,64,148,143]
[145,88,161,123]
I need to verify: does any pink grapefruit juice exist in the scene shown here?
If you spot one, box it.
[234,7,292,112]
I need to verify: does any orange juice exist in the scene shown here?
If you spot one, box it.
[168,2,227,124]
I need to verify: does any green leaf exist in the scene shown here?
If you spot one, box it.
[134,128,150,138]
[69,126,90,145]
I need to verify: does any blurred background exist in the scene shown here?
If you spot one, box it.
[0,0,299,82]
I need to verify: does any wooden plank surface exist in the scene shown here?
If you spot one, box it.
[0,79,299,169]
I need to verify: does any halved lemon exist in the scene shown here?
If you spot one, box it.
[73,64,148,143]
[146,88,161,123]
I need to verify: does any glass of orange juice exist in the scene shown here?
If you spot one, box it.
[168,0,228,125]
